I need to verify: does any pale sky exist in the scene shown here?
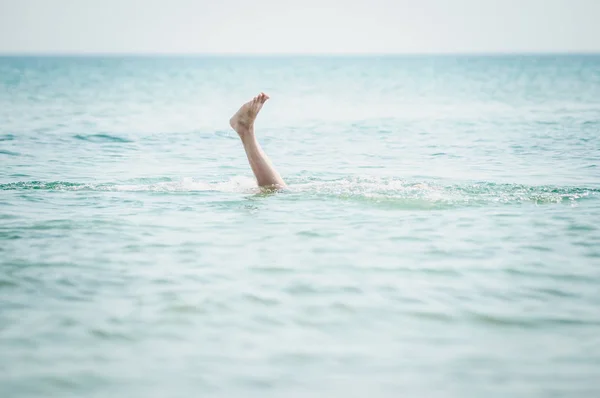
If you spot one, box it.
[0,0,599,54]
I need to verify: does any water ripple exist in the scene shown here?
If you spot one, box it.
[72,133,133,143]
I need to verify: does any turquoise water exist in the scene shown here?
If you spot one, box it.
[1,55,600,397]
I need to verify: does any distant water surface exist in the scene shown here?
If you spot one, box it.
[1,55,600,398]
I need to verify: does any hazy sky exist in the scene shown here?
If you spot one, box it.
[1,0,599,54]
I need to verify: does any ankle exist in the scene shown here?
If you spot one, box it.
[238,127,255,139]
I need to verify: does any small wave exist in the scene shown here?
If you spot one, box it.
[0,181,91,191]
[0,149,20,156]
[73,134,133,143]
[0,134,15,141]
[0,177,258,193]
[1,177,598,206]
[287,177,599,206]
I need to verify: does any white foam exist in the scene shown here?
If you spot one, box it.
[112,176,258,193]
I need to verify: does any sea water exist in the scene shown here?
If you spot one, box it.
[1,55,599,397]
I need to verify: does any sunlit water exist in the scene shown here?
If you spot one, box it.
[1,55,600,397]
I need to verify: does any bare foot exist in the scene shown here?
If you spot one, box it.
[229,92,270,136]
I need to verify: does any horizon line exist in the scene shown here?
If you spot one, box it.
[1,51,600,57]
